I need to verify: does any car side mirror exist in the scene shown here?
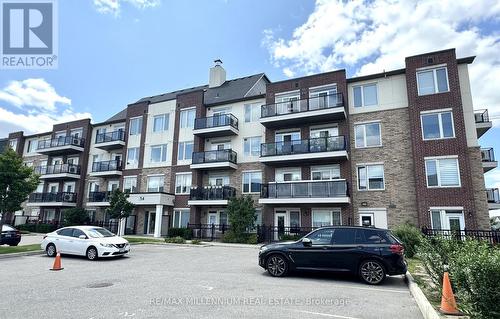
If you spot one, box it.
[79,235,87,239]
[302,238,312,247]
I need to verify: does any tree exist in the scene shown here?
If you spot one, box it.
[0,148,39,225]
[63,208,90,226]
[105,189,134,235]
[225,195,256,241]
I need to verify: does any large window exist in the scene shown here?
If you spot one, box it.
[244,103,260,122]
[173,209,190,228]
[27,140,38,153]
[153,114,169,132]
[353,83,378,107]
[180,108,196,128]
[177,141,193,161]
[355,122,381,148]
[311,165,340,180]
[123,176,137,193]
[126,147,139,169]
[312,209,341,227]
[243,136,261,157]
[175,173,192,194]
[129,117,143,135]
[357,164,384,190]
[431,209,464,231]
[150,144,168,163]
[425,157,460,187]
[421,111,454,140]
[242,171,262,193]
[417,67,449,95]
[147,175,164,192]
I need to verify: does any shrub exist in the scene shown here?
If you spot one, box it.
[279,234,302,241]
[164,236,186,244]
[246,233,258,244]
[16,223,55,233]
[417,236,461,286]
[168,227,192,240]
[392,224,423,258]
[62,208,90,226]
[191,239,202,245]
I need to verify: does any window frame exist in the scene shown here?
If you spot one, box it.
[180,108,196,129]
[424,156,461,188]
[357,163,385,191]
[150,144,168,163]
[416,66,450,96]
[244,103,260,122]
[312,209,342,227]
[243,136,261,157]
[242,170,262,194]
[420,110,455,141]
[353,83,378,108]
[152,113,169,133]
[175,172,192,195]
[173,209,190,228]
[129,116,143,136]
[354,121,382,148]
[311,165,341,180]
[147,175,164,193]
[126,147,139,169]
[177,141,194,161]
[123,176,137,193]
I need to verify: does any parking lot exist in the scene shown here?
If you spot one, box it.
[0,244,422,319]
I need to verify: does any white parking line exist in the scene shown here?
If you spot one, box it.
[293,310,361,319]
[326,283,409,294]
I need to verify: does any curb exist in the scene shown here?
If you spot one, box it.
[0,250,44,260]
[405,272,441,319]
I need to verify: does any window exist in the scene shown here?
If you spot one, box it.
[254,209,262,227]
[72,229,86,238]
[180,108,196,128]
[425,157,460,187]
[430,209,464,231]
[307,228,334,245]
[70,128,83,138]
[332,228,355,245]
[353,83,378,107]
[244,103,260,122]
[312,209,341,227]
[175,173,192,194]
[309,85,338,109]
[123,176,137,193]
[358,229,387,244]
[173,209,190,228]
[311,165,340,180]
[421,111,454,140]
[153,114,169,132]
[358,164,384,190]
[417,67,449,95]
[150,144,168,163]
[147,175,164,192]
[310,126,338,138]
[9,139,17,150]
[126,147,139,168]
[243,136,261,157]
[27,140,38,153]
[355,122,381,148]
[178,141,193,161]
[57,228,74,237]
[129,117,143,135]
[242,171,262,193]
[275,168,301,182]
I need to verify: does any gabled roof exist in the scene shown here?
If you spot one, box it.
[104,108,128,123]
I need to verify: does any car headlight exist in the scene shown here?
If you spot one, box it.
[100,243,114,248]
[260,246,269,253]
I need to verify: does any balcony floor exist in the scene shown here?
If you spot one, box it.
[190,162,237,170]
[192,125,239,138]
[187,200,229,206]
[260,107,346,128]
[37,145,84,156]
[476,122,492,138]
[89,170,123,177]
[483,161,498,173]
[95,141,125,151]
[259,197,350,205]
[260,150,348,165]
[39,173,81,180]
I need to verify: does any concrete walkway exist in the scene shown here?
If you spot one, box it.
[18,234,44,246]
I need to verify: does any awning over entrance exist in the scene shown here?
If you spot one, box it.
[127,192,175,206]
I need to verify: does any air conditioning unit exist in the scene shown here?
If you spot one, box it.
[72,138,80,145]
[68,166,78,174]
[63,193,73,202]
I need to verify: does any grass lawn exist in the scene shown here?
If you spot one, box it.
[406,257,441,307]
[123,236,164,244]
[0,244,42,254]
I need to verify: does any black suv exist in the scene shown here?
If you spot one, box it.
[258,226,406,285]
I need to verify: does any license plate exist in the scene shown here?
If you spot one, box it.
[119,248,125,253]
[5,234,11,237]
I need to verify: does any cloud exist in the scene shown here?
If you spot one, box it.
[93,0,160,16]
[263,0,500,121]
[0,79,91,136]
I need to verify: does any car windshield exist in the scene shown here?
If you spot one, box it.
[87,228,115,238]
[2,225,15,231]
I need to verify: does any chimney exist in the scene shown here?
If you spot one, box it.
[209,59,226,88]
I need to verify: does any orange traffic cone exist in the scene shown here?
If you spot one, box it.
[50,252,64,271]
[439,272,461,315]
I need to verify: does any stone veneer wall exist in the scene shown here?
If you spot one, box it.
[468,147,491,229]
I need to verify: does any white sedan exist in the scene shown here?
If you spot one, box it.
[41,226,130,260]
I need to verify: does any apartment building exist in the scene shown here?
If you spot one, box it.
[4,48,496,236]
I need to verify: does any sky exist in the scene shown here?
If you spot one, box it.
[0,0,499,190]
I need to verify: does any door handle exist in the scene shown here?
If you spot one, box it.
[357,246,364,249]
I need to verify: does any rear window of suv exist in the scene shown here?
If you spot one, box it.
[332,228,356,245]
[356,229,389,244]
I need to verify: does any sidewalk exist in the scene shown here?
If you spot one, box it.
[18,234,44,246]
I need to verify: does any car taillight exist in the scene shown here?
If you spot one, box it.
[390,244,404,255]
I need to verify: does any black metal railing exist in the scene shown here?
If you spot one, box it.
[474,109,490,123]
[194,114,238,130]
[261,180,348,199]
[487,188,500,203]
[187,223,230,241]
[92,159,123,172]
[192,149,237,164]
[37,136,85,150]
[481,148,495,162]
[95,130,125,144]
[189,186,236,201]
[34,163,81,175]
[422,227,500,245]
[88,191,111,202]
[28,192,77,203]
[261,136,346,157]
[261,93,344,118]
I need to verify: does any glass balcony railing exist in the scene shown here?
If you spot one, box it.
[28,192,77,203]
[260,180,348,199]
[261,136,346,157]
[91,160,123,172]
[194,114,238,130]
[95,130,125,144]
[34,163,81,175]
[189,186,236,201]
[192,149,237,164]
[481,148,495,162]
[261,93,343,118]
[37,136,85,150]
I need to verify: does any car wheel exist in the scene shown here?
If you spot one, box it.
[359,260,386,285]
[46,244,57,257]
[266,254,288,277]
[86,246,98,261]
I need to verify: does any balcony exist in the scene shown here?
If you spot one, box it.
[86,191,110,207]
[474,109,492,138]
[487,188,500,210]
[27,192,77,207]
[95,131,125,150]
[193,114,239,137]
[187,186,236,206]
[259,180,350,205]
[260,93,345,128]
[35,163,81,180]
[36,136,85,155]
[481,148,498,173]
[89,160,123,177]
[260,136,348,164]
[190,149,237,170]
